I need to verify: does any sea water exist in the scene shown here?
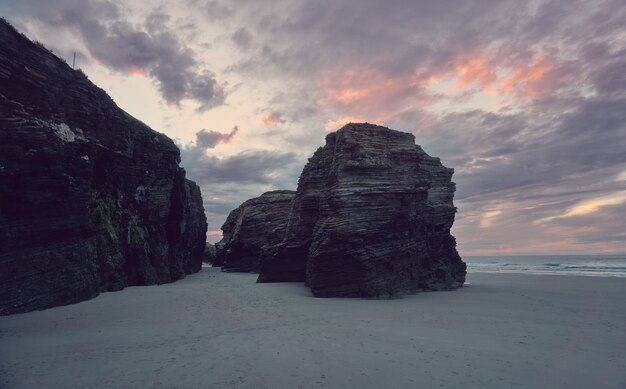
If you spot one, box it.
[465,254,626,277]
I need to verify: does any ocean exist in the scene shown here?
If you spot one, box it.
[464,254,626,278]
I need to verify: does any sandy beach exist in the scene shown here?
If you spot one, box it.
[1,268,625,389]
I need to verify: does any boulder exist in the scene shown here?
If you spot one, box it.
[258,123,466,297]
[0,20,207,315]
[215,190,295,272]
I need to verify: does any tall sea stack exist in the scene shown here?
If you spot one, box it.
[0,20,207,315]
[258,123,466,297]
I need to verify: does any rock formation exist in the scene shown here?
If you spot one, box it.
[258,123,466,297]
[0,20,207,315]
[215,190,295,272]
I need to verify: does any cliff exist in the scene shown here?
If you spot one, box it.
[215,190,295,272]
[0,20,207,315]
[258,123,466,297]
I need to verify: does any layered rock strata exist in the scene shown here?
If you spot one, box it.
[215,190,295,272]
[258,123,466,297]
[0,20,207,315]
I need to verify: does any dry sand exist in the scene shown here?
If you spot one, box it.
[1,268,625,389]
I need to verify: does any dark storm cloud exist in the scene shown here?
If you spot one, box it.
[199,178,299,240]
[222,1,618,135]
[195,126,240,149]
[212,0,626,253]
[227,0,514,78]
[221,1,621,106]
[181,147,299,186]
[411,92,626,204]
[180,142,302,241]
[420,86,626,253]
[5,0,625,251]
[0,0,225,110]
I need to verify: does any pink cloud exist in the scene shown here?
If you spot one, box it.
[316,66,436,128]
[314,50,573,136]
[260,110,285,125]
[454,53,498,93]
[450,52,567,101]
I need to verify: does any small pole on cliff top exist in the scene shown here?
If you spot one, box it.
[72,51,76,69]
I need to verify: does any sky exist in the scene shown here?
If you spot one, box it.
[2,0,625,255]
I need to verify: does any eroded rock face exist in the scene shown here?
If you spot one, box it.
[0,20,207,315]
[215,190,295,272]
[258,123,466,297]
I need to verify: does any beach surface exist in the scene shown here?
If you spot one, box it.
[1,268,625,389]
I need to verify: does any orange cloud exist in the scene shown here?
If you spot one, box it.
[260,110,284,125]
[316,51,563,132]
[129,67,146,77]
[454,54,498,93]
[317,67,435,129]
[499,54,555,99]
[450,52,558,100]
[537,190,626,223]
[317,68,376,107]
[411,67,446,88]
[479,210,503,228]
[334,88,371,104]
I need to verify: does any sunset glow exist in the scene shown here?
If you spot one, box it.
[4,0,623,255]
[4,5,626,388]
[260,111,282,125]
[479,210,503,228]
[538,191,626,223]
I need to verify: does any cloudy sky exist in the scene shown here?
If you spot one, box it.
[2,0,625,255]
